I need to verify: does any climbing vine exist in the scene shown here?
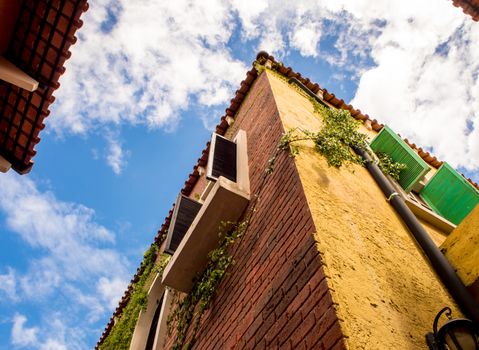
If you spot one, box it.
[270,100,367,171]
[270,98,406,179]
[167,220,249,350]
[375,152,407,181]
[99,247,171,350]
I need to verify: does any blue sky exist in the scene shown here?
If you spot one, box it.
[1,0,478,348]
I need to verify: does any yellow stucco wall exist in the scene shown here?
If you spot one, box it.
[441,204,479,287]
[265,70,460,349]
[423,220,448,246]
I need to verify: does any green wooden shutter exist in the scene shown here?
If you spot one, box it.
[370,125,430,192]
[420,163,479,225]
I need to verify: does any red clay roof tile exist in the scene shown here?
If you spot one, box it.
[0,0,88,174]
[452,0,479,20]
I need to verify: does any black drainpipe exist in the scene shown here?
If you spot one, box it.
[355,147,479,323]
[288,77,329,108]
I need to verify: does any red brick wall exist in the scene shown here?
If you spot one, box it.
[165,73,346,349]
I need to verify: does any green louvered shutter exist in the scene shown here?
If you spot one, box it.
[420,163,479,225]
[370,125,430,192]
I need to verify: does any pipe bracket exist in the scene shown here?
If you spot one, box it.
[386,192,399,202]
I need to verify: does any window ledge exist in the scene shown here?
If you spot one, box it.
[162,176,250,292]
[388,176,456,234]
[404,198,456,234]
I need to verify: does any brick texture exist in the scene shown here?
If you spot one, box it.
[164,73,346,349]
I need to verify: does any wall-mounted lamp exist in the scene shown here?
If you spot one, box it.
[426,307,479,350]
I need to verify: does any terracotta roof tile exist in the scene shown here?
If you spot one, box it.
[0,0,88,174]
[452,0,479,21]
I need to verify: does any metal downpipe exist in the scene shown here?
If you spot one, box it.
[355,147,479,323]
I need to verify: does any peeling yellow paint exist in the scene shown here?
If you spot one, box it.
[266,70,460,349]
[441,205,479,287]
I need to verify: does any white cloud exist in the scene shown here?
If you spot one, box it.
[224,0,479,171]
[9,310,90,350]
[39,340,67,350]
[105,133,128,175]
[97,276,129,309]
[64,284,107,323]
[51,0,247,135]
[107,140,124,175]
[230,0,268,39]
[0,174,115,250]
[0,172,131,347]
[198,108,223,131]
[11,314,39,348]
[38,313,88,350]
[0,268,18,302]
[48,0,250,174]
[19,259,61,300]
[290,24,321,57]
[18,313,87,350]
[346,1,479,170]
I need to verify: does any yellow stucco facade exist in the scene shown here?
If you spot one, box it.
[441,205,479,289]
[265,70,460,349]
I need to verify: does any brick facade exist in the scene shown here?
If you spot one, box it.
[164,72,346,349]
